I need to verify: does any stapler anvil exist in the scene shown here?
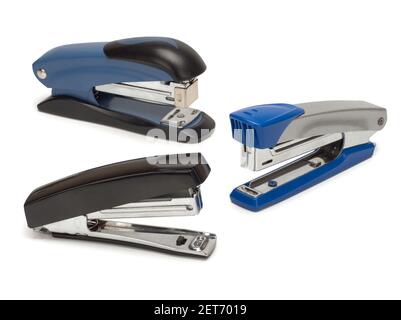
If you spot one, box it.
[229,101,387,211]
[24,153,216,257]
[33,37,215,143]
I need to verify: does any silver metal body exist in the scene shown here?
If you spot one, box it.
[279,101,386,143]
[34,188,217,257]
[95,79,198,108]
[236,101,386,197]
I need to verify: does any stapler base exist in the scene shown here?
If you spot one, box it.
[230,142,375,211]
[51,226,217,258]
[38,96,215,143]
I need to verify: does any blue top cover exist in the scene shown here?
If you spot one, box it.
[33,42,173,105]
[229,104,304,149]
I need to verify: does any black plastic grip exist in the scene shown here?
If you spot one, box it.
[104,37,206,82]
[24,153,210,228]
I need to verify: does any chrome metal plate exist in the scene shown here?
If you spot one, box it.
[160,108,200,128]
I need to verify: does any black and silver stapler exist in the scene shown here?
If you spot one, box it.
[32,37,215,143]
[24,153,216,257]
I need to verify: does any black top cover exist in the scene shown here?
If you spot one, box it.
[104,37,206,82]
[24,153,210,228]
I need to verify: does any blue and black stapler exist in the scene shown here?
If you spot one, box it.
[33,37,215,143]
[229,101,387,211]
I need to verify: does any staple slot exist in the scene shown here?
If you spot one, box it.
[242,186,260,196]
[275,136,321,153]
[167,109,181,120]
[261,159,273,166]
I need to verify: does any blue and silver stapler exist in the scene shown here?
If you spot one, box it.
[33,37,215,143]
[229,101,387,211]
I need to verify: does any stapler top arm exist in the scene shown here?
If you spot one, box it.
[33,37,215,143]
[229,101,387,211]
[24,153,216,257]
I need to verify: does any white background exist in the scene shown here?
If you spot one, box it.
[1,0,400,299]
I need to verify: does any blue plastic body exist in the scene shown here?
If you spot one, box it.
[230,142,375,211]
[32,40,174,105]
[229,104,304,149]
